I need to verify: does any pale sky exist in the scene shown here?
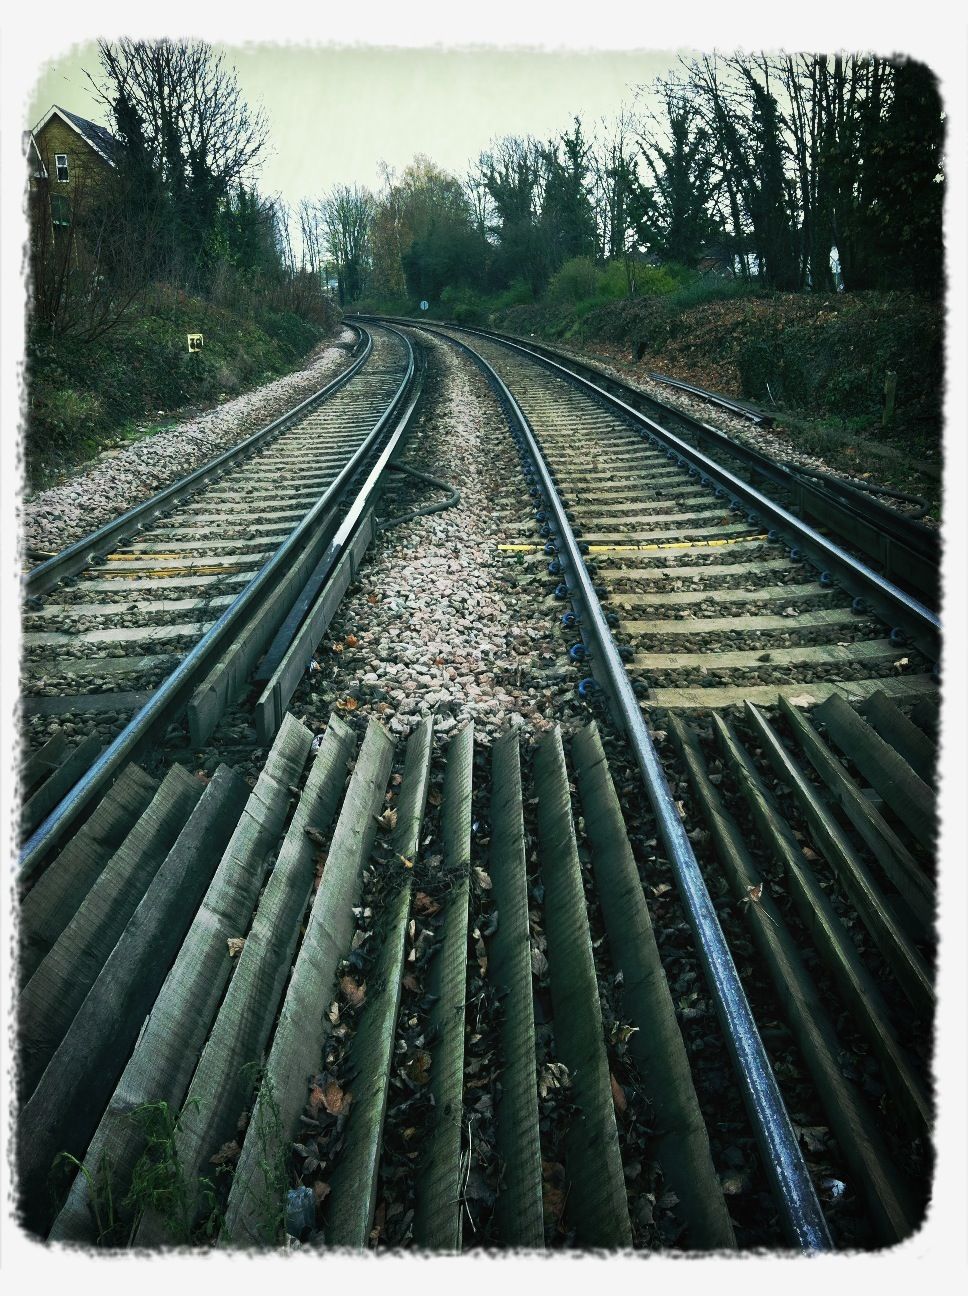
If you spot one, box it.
[28,42,682,209]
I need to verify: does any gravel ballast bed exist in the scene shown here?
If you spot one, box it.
[289,334,582,747]
[23,328,358,557]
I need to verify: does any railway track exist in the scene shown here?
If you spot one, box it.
[19,322,420,874]
[16,318,939,1253]
[21,327,402,730]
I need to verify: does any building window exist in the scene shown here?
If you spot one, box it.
[50,194,71,227]
[55,153,69,182]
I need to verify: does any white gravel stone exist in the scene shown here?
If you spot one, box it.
[294,335,569,743]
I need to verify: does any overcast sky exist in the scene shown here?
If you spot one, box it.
[28,42,684,209]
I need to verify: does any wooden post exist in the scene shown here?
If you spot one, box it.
[883,370,897,428]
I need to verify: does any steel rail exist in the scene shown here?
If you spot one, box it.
[416,321,834,1252]
[399,319,940,663]
[254,365,427,693]
[24,325,369,598]
[20,325,417,881]
[647,369,775,424]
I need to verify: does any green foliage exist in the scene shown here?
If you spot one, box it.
[492,285,940,439]
[25,288,328,486]
[548,257,601,304]
[50,1149,118,1244]
[123,1100,198,1244]
[489,279,534,311]
[49,1098,223,1248]
[659,274,754,311]
[237,1063,289,1247]
[30,388,104,458]
[637,87,722,267]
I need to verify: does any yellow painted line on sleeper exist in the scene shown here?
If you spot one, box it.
[499,534,769,554]
[106,552,185,561]
[100,564,247,578]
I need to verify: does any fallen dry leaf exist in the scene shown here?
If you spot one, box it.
[414,891,441,916]
[374,807,398,831]
[473,865,492,891]
[340,976,366,1008]
[226,937,245,958]
[313,1181,331,1206]
[209,1140,241,1167]
[366,593,379,605]
[345,634,359,648]
[797,1125,830,1153]
[404,1050,432,1086]
[321,1081,351,1116]
[538,1061,570,1099]
[337,696,358,711]
[610,1073,627,1114]
[788,693,817,708]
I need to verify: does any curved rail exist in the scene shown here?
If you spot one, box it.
[647,369,775,425]
[25,325,370,598]
[417,322,833,1252]
[378,317,939,666]
[356,315,939,609]
[20,325,419,880]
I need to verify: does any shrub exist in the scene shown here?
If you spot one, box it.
[490,279,535,312]
[24,290,328,485]
[548,257,601,305]
[31,387,104,456]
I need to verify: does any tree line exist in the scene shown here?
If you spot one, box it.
[30,45,943,341]
[309,52,943,309]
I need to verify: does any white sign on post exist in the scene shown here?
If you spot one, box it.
[187,333,204,353]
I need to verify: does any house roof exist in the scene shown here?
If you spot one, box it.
[22,131,48,178]
[32,105,119,167]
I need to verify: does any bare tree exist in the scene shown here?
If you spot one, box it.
[320,185,374,304]
[92,39,268,285]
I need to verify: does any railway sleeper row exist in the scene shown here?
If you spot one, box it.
[17,708,739,1251]
[18,676,934,1250]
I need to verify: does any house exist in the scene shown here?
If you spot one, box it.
[696,241,736,277]
[25,105,119,232]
